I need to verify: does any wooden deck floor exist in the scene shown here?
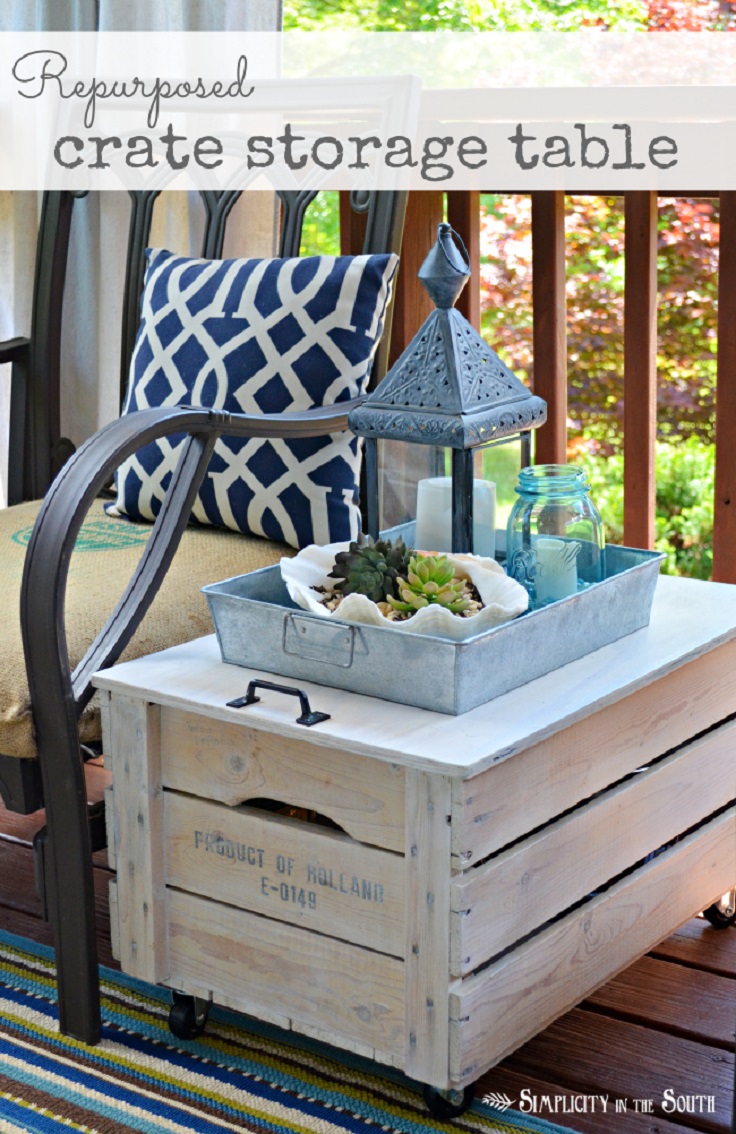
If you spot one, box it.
[0,760,733,1134]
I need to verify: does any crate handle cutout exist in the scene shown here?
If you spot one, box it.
[282,612,356,668]
[227,680,331,727]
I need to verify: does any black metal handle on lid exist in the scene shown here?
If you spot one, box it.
[227,679,331,727]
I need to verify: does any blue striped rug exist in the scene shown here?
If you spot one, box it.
[0,929,574,1134]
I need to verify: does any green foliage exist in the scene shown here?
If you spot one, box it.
[478,439,525,527]
[575,439,715,579]
[481,194,626,448]
[653,440,715,579]
[283,0,647,31]
[480,194,719,452]
[299,193,341,256]
[573,451,624,545]
[478,189,720,580]
[656,200,718,443]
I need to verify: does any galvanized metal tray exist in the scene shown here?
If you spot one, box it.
[204,534,664,716]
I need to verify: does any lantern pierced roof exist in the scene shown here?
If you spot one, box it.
[349,223,547,449]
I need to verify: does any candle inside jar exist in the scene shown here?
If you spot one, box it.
[534,536,580,604]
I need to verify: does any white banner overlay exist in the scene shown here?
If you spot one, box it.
[2,32,736,190]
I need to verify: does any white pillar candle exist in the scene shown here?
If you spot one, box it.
[414,476,496,559]
[534,536,580,604]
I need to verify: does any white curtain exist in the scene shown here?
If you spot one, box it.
[0,0,283,507]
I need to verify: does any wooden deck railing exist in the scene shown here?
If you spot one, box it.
[715,193,736,584]
[365,189,736,584]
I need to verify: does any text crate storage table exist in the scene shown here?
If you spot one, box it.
[95,574,736,1096]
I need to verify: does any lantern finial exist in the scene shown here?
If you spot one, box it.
[418,223,470,309]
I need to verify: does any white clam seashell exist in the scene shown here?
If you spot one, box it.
[280,542,528,642]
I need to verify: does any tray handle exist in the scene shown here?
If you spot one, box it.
[282,612,356,667]
[226,680,331,727]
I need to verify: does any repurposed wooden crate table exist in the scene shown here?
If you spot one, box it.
[94,573,736,1113]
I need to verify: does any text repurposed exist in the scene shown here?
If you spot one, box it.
[8,44,686,188]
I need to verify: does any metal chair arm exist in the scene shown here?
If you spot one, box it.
[0,336,30,364]
[21,397,363,717]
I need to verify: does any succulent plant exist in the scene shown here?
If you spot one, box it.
[328,536,413,603]
[386,553,470,615]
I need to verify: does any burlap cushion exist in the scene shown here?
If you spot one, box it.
[0,498,292,760]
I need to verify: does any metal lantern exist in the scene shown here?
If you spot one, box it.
[349,223,548,553]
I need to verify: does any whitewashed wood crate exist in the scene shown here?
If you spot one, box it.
[96,574,736,1098]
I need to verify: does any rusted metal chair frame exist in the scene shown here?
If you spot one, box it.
[0,187,406,1044]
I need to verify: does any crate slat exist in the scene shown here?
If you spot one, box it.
[164,792,405,956]
[160,707,405,852]
[108,879,120,962]
[449,807,736,1085]
[451,719,736,974]
[166,888,405,1060]
[111,696,167,983]
[403,769,454,1086]
[452,638,736,865]
[104,785,116,871]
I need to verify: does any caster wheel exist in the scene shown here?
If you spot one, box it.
[168,992,210,1040]
[422,1083,475,1120]
[702,889,736,929]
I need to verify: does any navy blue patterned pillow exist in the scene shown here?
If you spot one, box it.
[108,248,399,548]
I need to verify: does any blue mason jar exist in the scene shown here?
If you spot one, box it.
[506,464,605,609]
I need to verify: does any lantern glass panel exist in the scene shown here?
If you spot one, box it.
[412,436,526,559]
